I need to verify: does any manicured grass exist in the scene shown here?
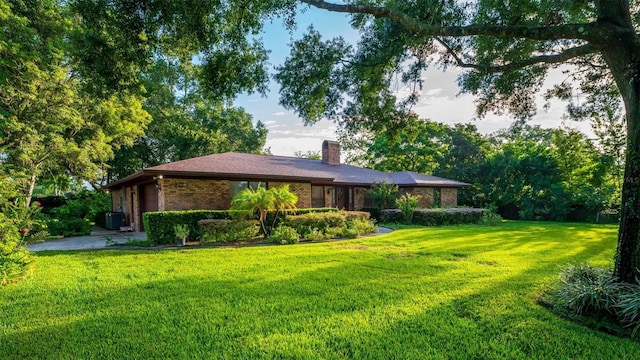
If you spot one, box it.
[1,221,638,359]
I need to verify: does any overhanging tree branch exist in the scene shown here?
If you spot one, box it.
[435,39,598,73]
[301,0,600,42]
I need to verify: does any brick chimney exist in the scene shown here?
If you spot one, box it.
[322,140,340,165]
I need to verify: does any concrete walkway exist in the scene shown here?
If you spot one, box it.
[28,226,393,252]
[28,228,146,252]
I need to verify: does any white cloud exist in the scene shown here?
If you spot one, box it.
[272,111,286,116]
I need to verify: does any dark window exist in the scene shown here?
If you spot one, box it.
[230,181,263,198]
[433,188,442,207]
[311,185,325,208]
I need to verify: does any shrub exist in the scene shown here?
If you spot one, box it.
[367,182,398,210]
[303,229,325,242]
[0,213,32,286]
[550,264,624,317]
[381,208,487,226]
[47,217,91,237]
[361,207,380,221]
[478,211,503,226]
[395,193,421,224]
[144,210,236,245]
[616,285,640,334]
[145,208,338,245]
[268,226,300,244]
[345,218,377,237]
[200,219,260,244]
[285,212,347,235]
[46,199,92,236]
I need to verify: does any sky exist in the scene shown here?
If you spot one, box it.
[235,6,592,157]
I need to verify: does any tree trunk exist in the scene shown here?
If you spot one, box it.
[595,1,640,283]
[615,84,640,283]
[25,172,37,209]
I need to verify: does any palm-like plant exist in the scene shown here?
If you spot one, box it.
[230,184,274,236]
[230,184,299,236]
[269,185,299,228]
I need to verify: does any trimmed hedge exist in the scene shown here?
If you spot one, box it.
[144,208,340,245]
[144,210,237,245]
[381,208,488,226]
[199,219,260,244]
[284,210,375,240]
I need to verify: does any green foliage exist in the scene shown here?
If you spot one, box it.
[545,263,640,336]
[478,211,503,226]
[367,182,399,211]
[381,208,488,227]
[144,210,236,245]
[284,210,375,240]
[41,190,110,237]
[230,184,298,236]
[550,264,624,317]
[342,218,377,239]
[107,60,268,182]
[303,229,325,242]
[200,219,260,244]
[0,178,34,286]
[0,213,31,286]
[284,212,347,236]
[616,286,640,335]
[173,224,189,245]
[268,225,300,245]
[395,193,421,224]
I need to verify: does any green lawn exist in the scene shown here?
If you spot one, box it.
[2,221,638,359]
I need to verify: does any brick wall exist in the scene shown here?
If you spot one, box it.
[441,188,458,207]
[405,187,435,207]
[324,186,333,208]
[269,182,312,208]
[354,187,367,210]
[110,188,123,212]
[132,185,140,231]
[162,178,231,210]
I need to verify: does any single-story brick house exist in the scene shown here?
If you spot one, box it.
[105,140,470,231]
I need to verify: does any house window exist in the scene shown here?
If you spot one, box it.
[311,185,324,208]
[363,192,374,208]
[229,181,262,198]
[433,188,442,207]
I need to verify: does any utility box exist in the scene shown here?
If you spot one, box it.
[105,212,125,230]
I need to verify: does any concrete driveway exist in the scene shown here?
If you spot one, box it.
[28,229,146,251]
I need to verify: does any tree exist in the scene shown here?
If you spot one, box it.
[230,184,298,236]
[342,114,448,174]
[294,150,321,159]
[0,0,150,206]
[271,0,640,283]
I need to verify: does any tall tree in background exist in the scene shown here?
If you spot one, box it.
[342,114,448,174]
[105,57,267,183]
[0,0,150,207]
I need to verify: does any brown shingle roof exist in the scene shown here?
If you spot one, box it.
[106,152,471,189]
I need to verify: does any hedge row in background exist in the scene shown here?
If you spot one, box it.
[381,208,489,226]
[144,208,341,245]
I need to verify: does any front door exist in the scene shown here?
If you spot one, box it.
[139,183,158,231]
[333,186,353,210]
